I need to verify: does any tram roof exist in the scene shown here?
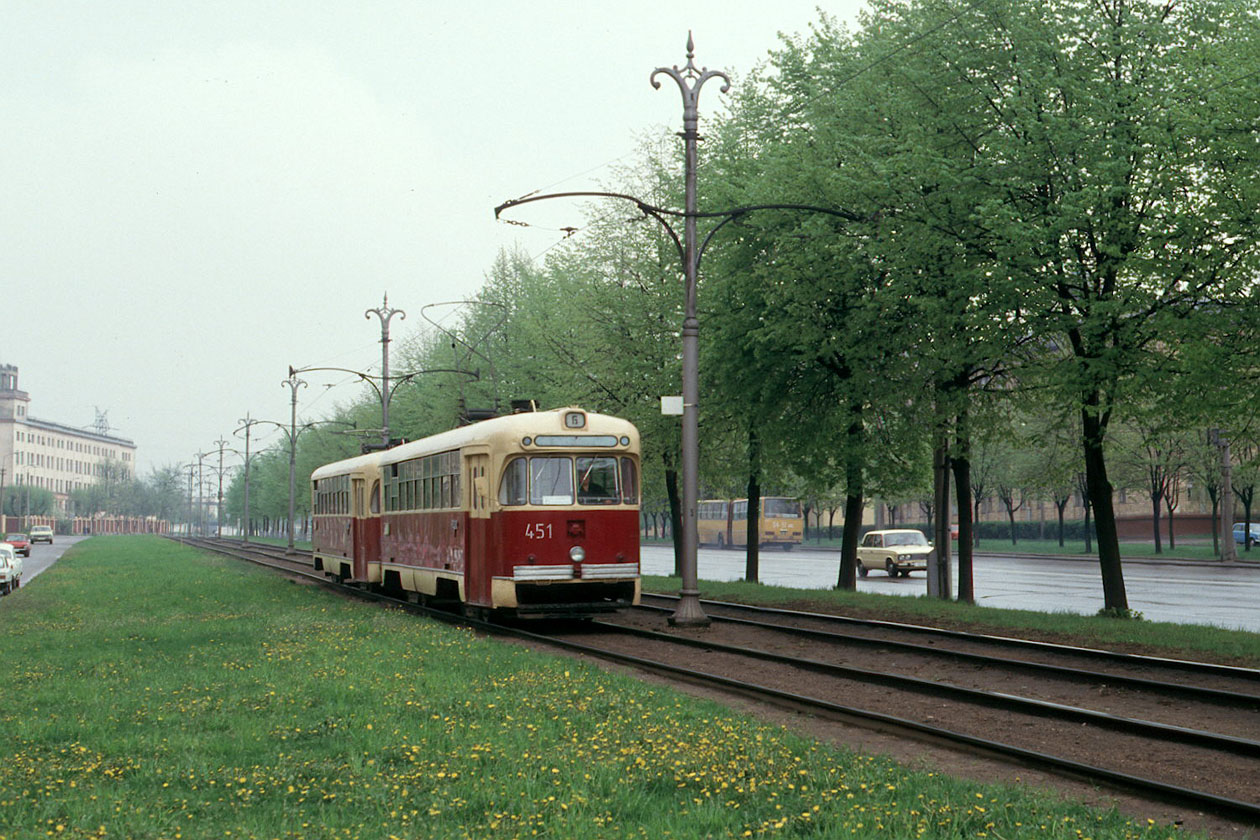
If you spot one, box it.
[379,407,638,466]
[310,450,384,482]
[309,407,639,481]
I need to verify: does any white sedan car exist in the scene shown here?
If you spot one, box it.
[856,529,934,578]
[0,544,18,594]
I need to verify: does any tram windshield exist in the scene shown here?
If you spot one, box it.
[499,456,638,506]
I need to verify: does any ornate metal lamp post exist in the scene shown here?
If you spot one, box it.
[194,451,211,536]
[650,35,730,627]
[235,414,259,543]
[213,437,230,538]
[282,372,308,552]
[495,36,863,628]
[365,294,406,447]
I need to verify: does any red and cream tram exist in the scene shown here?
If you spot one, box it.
[311,407,641,617]
[311,451,383,583]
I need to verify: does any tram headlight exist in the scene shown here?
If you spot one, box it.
[569,546,586,563]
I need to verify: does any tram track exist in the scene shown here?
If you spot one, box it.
[172,537,1260,829]
[637,592,1260,689]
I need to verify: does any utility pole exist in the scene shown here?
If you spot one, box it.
[365,294,406,447]
[213,438,229,538]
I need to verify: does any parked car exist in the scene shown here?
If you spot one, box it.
[1233,523,1260,546]
[29,525,53,544]
[857,529,934,578]
[0,544,16,594]
[4,545,21,589]
[3,533,30,557]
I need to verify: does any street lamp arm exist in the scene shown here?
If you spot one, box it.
[497,191,865,225]
[385,367,479,402]
[497,192,867,275]
[497,190,687,267]
[496,189,678,222]
[289,365,384,401]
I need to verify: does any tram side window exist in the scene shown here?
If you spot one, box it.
[499,458,529,505]
[620,457,638,504]
[576,457,619,504]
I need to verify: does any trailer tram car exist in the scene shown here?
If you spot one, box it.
[311,451,383,582]
[311,407,642,618]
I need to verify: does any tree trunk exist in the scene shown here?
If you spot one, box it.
[836,405,864,590]
[952,435,974,605]
[1055,498,1068,547]
[745,427,761,584]
[931,433,952,599]
[1243,488,1255,553]
[1209,488,1220,556]
[1150,494,1163,554]
[665,465,682,577]
[1082,405,1128,612]
[1162,489,1177,551]
[973,497,982,548]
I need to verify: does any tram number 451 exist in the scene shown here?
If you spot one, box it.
[525,522,553,539]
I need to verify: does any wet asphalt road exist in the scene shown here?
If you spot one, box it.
[640,544,1260,632]
[4,534,90,590]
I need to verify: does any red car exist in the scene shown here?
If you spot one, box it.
[3,534,30,557]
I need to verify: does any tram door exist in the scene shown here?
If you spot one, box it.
[464,451,492,606]
[351,478,370,580]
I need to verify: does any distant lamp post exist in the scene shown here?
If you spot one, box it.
[282,372,308,553]
[194,452,211,536]
[234,414,269,544]
[365,294,406,446]
[213,437,230,538]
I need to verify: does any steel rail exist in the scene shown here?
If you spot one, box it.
[630,601,1260,709]
[521,625,1260,827]
[170,537,1260,826]
[642,592,1260,682]
[585,620,1260,758]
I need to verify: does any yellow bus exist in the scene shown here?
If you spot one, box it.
[698,500,731,548]
[698,497,803,550]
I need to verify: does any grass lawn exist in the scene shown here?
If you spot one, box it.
[0,536,1207,839]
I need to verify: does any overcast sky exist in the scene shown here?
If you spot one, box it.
[3,1,866,474]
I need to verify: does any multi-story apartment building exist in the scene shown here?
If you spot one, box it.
[0,363,137,514]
